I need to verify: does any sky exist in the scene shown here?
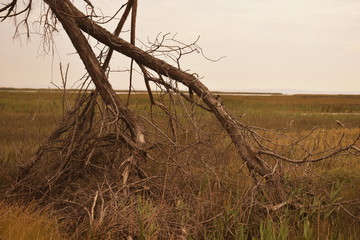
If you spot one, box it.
[1,0,360,93]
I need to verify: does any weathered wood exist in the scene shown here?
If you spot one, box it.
[44,0,286,203]
[44,0,144,146]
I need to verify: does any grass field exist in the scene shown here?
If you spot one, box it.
[0,91,359,239]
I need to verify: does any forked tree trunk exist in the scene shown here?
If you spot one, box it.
[44,0,144,148]
[44,0,286,204]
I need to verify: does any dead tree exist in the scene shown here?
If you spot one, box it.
[40,0,286,204]
[1,0,359,209]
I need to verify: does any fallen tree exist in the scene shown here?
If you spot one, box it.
[1,0,360,238]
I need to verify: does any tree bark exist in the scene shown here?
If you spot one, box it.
[44,0,286,203]
[44,0,144,147]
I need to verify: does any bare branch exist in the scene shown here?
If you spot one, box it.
[259,134,360,164]
[0,0,32,21]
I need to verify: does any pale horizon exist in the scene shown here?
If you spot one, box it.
[1,0,360,94]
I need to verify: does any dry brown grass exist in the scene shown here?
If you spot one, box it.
[0,201,64,240]
[0,91,359,239]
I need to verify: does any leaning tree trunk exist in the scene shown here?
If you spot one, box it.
[44,0,144,148]
[44,0,286,204]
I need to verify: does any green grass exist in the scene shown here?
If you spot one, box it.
[222,94,360,129]
[0,91,359,239]
[0,91,64,176]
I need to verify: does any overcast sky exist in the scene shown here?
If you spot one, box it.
[1,0,360,93]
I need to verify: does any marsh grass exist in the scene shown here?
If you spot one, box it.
[0,91,359,239]
[0,201,63,240]
[223,94,360,129]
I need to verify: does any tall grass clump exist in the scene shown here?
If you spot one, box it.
[0,201,64,240]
